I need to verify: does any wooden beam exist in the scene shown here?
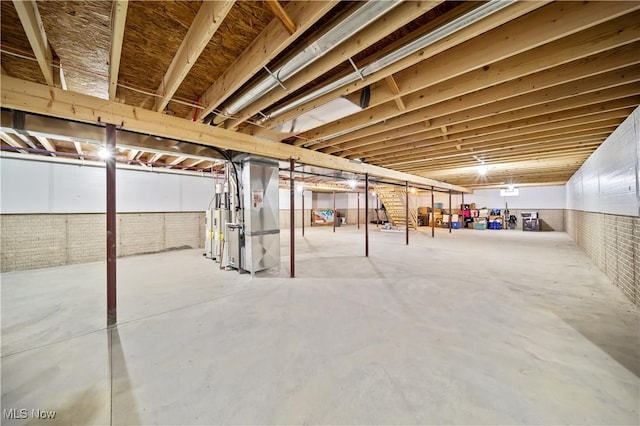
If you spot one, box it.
[0,131,27,151]
[355,108,634,158]
[149,153,164,164]
[373,127,617,166]
[169,156,187,166]
[386,136,607,168]
[224,1,443,129]
[314,61,640,155]
[12,0,54,86]
[385,75,405,111]
[33,135,56,156]
[195,1,338,121]
[303,6,640,144]
[183,158,205,168]
[258,0,547,136]
[0,76,469,192]
[108,0,129,100]
[265,0,296,35]
[1,65,8,75]
[126,148,138,162]
[154,1,235,112]
[341,95,640,157]
[362,7,640,113]
[73,141,84,158]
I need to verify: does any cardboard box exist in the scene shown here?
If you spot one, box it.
[418,207,429,215]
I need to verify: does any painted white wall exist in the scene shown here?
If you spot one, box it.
[566,107,639,216]
[409,185,565,211]
[278,188,311,209]
[0,157,215,213]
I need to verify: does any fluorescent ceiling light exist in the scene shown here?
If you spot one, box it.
[273,97,362,134]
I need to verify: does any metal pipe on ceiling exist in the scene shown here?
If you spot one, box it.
[259,0,514,128]
[213,0,403,125]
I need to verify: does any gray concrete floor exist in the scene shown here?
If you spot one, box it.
[1,227,639,425]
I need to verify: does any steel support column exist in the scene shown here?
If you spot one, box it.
[333,190,336,233]
[365,174,369,257]
[289,158,295,278]
[449,190,452,233]
[461,192,465,230]
[301,189,305,237]
[431,185,435,238]
[106,124,117,327]
[357,193,360,230]
[405,181,409,245]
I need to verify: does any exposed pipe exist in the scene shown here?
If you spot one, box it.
[259,0,514,126]
[213,1,403,125]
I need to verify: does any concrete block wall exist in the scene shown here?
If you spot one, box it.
[565,210,639,307]
[505,209,565,231]
[0,212,205,272]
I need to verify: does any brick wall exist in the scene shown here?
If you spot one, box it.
[565,210,639,306]
[0,212,205,272]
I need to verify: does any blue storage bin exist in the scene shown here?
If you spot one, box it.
[452,221,461,229]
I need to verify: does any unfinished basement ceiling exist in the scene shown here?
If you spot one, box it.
[1,1,639,188]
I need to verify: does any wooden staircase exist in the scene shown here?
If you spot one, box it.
[374,185,418,229]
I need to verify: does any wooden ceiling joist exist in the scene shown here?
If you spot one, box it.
[183,158,206,169]
[0,132,27,152]
[354,108,634,159]
[195,1,339,121]
[154,0,235,112]
[350,7,640,116]
[303,5,640,145]
[314,63,640,157]
[33,135,56,156]
[108,0,129,100]
[265,0,297,35]
[384,75,405,111]
[374,128,617,166]
[12,0,54,86]
[257,0,547,136]
[224,0,443,129]
[126,149,139,162]
[169,156,187,166]
[341,96,640,158]
[0,76,468,192]
[73,141,84,158]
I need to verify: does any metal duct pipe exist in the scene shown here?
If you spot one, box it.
[260,0,514,125]
[213,0,403,125]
